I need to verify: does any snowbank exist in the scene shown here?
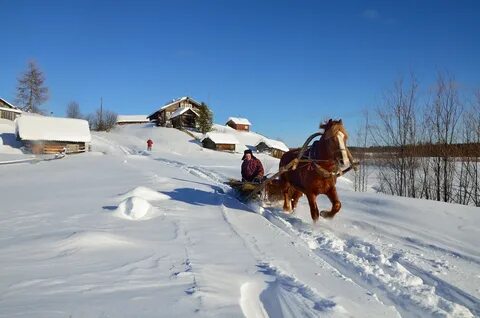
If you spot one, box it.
[114,196,154,220]
[118,186,170,202]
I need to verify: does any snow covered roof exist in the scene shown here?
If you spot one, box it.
[170,107,199,119]
[256,138,289,152]
[226,117,251,126]
[0,106,22,114]
[148,97,202,118]
[16,116,91,142]
[116,115,149,123]
[0,97,19,110]
[202,132,240,145]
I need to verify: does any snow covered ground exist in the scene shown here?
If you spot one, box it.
[1,122,479,317]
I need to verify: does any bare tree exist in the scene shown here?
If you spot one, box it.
[354,109,370,192]
[371,75,419,197]
[16,60,49,114]
[66,101,83,119]
[425,72,463,202]
[459,90,480,206]
[88,108,117,131]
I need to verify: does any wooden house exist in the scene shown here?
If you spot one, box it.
[15,116,91,154]
[255,138,289,159]
[225,117,251,132]
[147,97,201,129]
[202,132,240,152]
[116,115,149,125]
[0,98,22,121]
[170,107,199,129]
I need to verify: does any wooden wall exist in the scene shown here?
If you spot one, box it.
[202,138,235,152]
[256,142,285,159]
[25,141,87,154]
[226,121,250,131]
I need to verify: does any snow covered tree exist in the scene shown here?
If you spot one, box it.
[197,102,213,134]
[66,101,83,119]
[16,61,49,114]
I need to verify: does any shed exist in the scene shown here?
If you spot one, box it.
[116,115,149,125]
[15,116,91,154]
[0,98,22,121]
[202,132,240,152]
[225,117,251,131]
[255,139,289,159]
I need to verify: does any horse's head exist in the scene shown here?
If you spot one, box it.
[316,119,351,168]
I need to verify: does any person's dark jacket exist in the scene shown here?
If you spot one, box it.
[241,157,264,182]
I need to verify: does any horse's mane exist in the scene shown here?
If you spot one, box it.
[320,119,348,140]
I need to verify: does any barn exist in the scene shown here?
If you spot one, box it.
[255,138,289,159]
[202,132,240,152]
[147,96,201,129]
[15,116,91,154]
[116,115,149,125]
[0,98,22,121]
[225,117,251,132]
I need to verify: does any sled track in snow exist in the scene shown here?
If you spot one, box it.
[153,156,475,317]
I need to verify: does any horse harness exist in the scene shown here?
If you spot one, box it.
[285,128,356,179]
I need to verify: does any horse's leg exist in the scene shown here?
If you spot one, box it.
[291,190,303,211]
[320,186,341,219]
[281,179,293,212]
[305,192,320,222]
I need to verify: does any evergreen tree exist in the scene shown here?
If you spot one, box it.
[16,61,49,114]
[197,102,213,134]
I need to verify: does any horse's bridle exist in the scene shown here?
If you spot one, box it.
[295,127,356,178]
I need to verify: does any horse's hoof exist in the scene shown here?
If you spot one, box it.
[320,210,335,219]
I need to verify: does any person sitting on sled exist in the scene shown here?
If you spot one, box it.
[241,149,265,183]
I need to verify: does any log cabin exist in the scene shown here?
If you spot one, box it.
[116,115,149,125]
[202,132,240,152]
[225,117,251,132]
[15,116,91,154]
[255,138,289,159]
[147,97,201,129]
[0,98,22,121]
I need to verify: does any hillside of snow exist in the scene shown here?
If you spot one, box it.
[1,122,479,317]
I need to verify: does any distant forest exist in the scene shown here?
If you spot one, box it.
[351,73,479,207]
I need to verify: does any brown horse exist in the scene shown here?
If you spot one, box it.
[279,119,352,222]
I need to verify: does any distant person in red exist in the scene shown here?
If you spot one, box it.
[147,139,153,151]
[241,149,265,183]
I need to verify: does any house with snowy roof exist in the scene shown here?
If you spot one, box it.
[255,138,289,159]
[116,115,149,125]
[0,98,22,121]
[225,117,251,132]
[147,97,202,129]
[201,132,240,152]
[15,116,91,154]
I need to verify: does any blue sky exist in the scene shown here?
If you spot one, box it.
[1,0,479,146]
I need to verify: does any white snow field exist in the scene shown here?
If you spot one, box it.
[1,122,479,317]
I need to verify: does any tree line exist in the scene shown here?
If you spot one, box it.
[13,60,214,133]
[353,73,480,207]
